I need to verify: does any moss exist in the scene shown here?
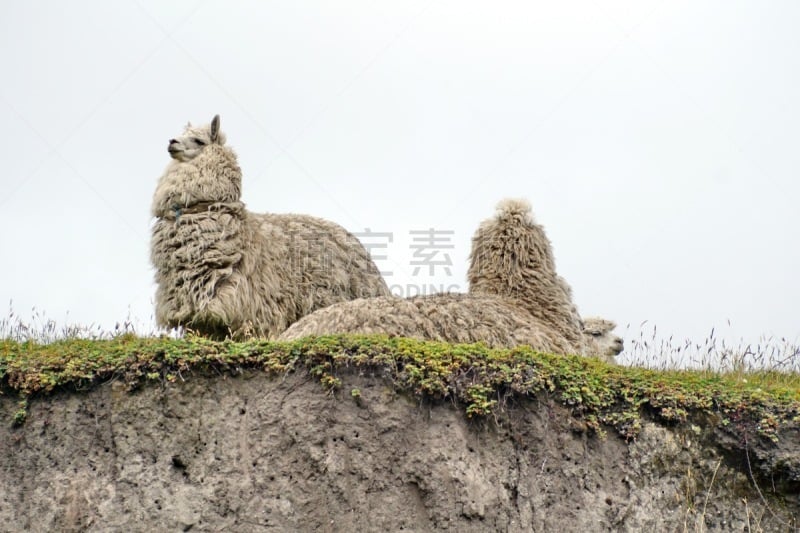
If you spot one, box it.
[1,334,798,442]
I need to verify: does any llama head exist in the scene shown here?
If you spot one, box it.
[582,317,624,358]
[167,114,227,162]
[152,114,241,217]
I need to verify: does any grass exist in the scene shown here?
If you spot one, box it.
[5,305,799,391]
[2,304,799,441]
[620,320,800,395]
[1,330,798,442]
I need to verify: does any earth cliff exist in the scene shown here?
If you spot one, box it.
[1,335,798,531]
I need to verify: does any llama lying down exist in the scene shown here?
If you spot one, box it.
[279,292,578,353]
[280,200,624,362]
[279,294,622,362]
[151,115,390,339]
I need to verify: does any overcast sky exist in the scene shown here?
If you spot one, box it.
[1,1,798,357]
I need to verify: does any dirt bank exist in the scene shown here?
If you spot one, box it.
[2,368,798,532]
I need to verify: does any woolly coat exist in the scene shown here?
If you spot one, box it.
[278,293,576,355]
[151,139,390,339]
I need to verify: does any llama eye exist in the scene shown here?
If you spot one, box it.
[194,138,207,146]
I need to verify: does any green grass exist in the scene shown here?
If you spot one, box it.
[3,304,798,440]
[2,333,798,443]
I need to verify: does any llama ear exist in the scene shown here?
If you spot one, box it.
[210,115,220,142]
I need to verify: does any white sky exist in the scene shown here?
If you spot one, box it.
[1,1,798,353]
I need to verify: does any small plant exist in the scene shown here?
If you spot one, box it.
[464,384,497,417]
[12,399,28,427]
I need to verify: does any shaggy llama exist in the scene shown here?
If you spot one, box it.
[279,293,622,360]
[280,199,623,360]
[151,115,390,339]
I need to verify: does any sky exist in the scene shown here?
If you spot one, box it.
[1,1,798,358]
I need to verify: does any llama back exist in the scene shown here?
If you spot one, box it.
[253,212,391,314]
[409,293,575,353]
[278,296,426,340]
[279,293,575,355]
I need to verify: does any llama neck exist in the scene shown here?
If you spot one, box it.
[158,201,245,222]
[151,146,242,218]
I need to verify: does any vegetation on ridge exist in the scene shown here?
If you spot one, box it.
[2,334,798,442]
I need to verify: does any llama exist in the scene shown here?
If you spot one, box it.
[151,115,390,339]
[278,292,624,360]
[278,292,576,355]
[280,199,623,360]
